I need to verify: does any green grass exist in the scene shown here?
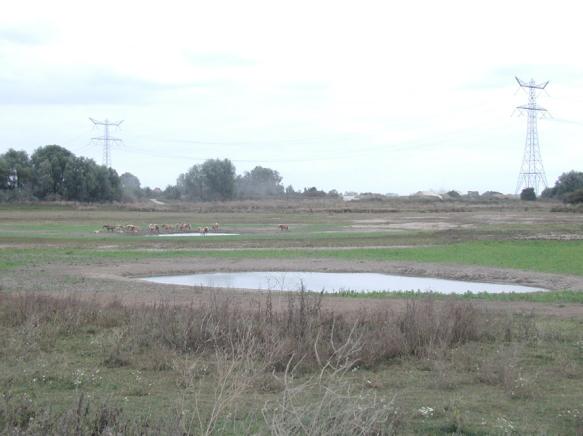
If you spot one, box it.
[2,240,583,278]
[333,289,583,303]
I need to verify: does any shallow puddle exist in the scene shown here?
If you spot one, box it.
[141,271,545,294]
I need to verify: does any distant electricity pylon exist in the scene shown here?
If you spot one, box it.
[89,118,124,168]
[514,77,549,195]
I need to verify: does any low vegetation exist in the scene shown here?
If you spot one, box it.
[1,292,582,434]
[1,200,583,434]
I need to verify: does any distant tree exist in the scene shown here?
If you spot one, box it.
[542,171,583,199]
[302,187,326,198]
[0,149,32,191]
[63,156,97,201]
[520,187,536,201]
[176,164,205,201]
[446,190,461,199]
[163,184,181,200]
[120,172,143,202]
[236,166,284,198]
[175,159,236,201]
[327,189,341,198]
[201,159,236,201]
[143,187,154,198]
[31,145,74,199]
[285,185,297,197]
[0,158,8,190]
[563,188,583,204]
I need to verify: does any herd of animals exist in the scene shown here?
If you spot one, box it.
[100,222,290,234]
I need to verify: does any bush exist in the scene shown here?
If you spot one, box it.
[520,187,536,201]
[564,188,583,204]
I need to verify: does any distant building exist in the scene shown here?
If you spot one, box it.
[481,191,506,199]
[412,191,443,200]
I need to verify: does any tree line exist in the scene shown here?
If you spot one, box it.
[0,146,122,202]
[0,146,339,203]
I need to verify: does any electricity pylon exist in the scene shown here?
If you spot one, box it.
[89,118,124,168]
[515,77,549,195]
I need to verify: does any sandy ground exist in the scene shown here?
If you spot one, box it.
[4,257,583,318]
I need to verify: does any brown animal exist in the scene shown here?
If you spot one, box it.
[278,224,289,231]
[211,223,219,232]
[181,223,192,231]
[148,224,160,234]
[125,224,140,233]
[103,224,116,232]
[199,226,209,236]
[162,224,174,232]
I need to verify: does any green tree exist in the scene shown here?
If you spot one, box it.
[31,145,74,199]
[520,187,536,201]
[564,188,583,204]
[0,149,32,191]
[176,164,205,200]
[236,166,284,198]
[201,159,236,201]
[63,156,97,201]
[120,172,143,202]
[0,157,9,190]
[542,171,583,199]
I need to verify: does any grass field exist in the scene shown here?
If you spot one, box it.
[1,199,583,434]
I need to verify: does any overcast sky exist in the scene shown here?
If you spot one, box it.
[1,0,583,195]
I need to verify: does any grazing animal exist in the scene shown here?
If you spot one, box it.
[211,223,219,232]
[125,224,139,233]
[278,224,289,231]
[148,224,160,234]
[162,224,174,232]
[199,226,209,236]
[182,223,192,231]
[103,224,116,232]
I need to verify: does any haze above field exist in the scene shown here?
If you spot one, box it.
[1,0,583,194]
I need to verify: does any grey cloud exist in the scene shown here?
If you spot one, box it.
[0,68,215,105]
[0,27,53,45]
[461,65,583,90]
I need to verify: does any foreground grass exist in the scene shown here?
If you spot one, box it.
[1,293,582,434]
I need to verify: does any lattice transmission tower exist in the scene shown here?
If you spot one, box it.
[515,77,549,195]
[89,118,124,168]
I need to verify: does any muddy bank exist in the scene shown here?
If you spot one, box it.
[81,257,583,292]
[3,257,582,318]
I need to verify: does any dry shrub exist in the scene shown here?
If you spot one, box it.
[0,393,179,435]
[475,345,538,399]
[0,292,485,374]
[0,293,127,333]
[399,299,480,358]
[263,350,401,436]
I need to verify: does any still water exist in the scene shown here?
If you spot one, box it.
[141,271,544,294]
[154,233,240,237]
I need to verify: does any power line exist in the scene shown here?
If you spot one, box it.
[514,77,549,195]
[89,118,124,168]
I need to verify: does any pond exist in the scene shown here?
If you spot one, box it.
[153,233,240,237]
[141,271,545,294]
